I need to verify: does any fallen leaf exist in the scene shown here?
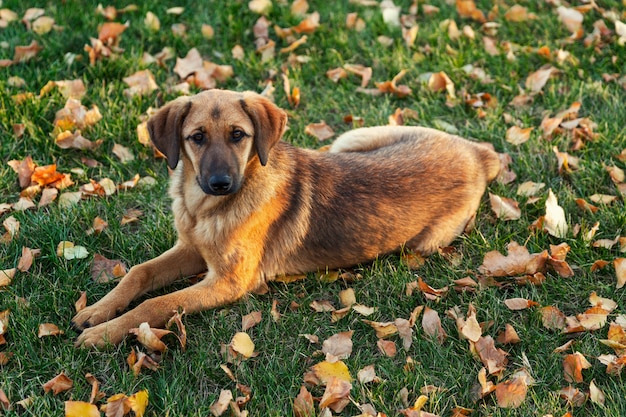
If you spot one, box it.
[478,241,548,277]
[557,6,583,35]
[489,193,521,221]
[230,332,255,358]
[475,335,508,375]
[293,386,314,417]
[589,380,605,406]
[123,70,158,97]
[319,377,352,413]
[308,360,352,385]
[127,390,149,417]
[505,298,539,310]
[209,389,233,417]
[43,372,73,396]
[563,352,591,383]
[495,375,527,408]
[357,365,380,384]
[362,320,398,339]
[322,331,353,362]
[304,121,335,141]
[56,241,89,260]
[540,306,566,330]
[242,311,262,331]
[559,386,587,407]
[422,307,447,344]
[38,323,64,338]
[525,65,557,94]
[91,253,126,283]
[496,324,521,344]
[377,339,397,357]
[17,246,36,272]
[544,189,568,238]
[615,258,626,289]
[65,401,100,417]
[506,126,533,145]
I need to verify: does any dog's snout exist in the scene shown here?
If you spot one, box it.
[208,175,233,194]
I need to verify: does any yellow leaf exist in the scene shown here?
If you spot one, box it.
[65,401,100,417]
[127,390,149,417]
[230,332,255,358]
[311,360,352,384]
[544,189,568,238]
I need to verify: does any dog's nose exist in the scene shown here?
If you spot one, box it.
[208,175,233,194]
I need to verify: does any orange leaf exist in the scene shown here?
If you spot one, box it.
[129,322,168,353]
[98,21,128,43]
[318,377,352,413]
[495,376,527,408]
[504,298,538,310]
[377,339,397,357]
[43,372,73,395]
[38,323,63,338]
[293,386,314,417]
[563,352,591,383]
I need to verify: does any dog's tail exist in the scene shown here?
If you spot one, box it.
[474,142,501,182]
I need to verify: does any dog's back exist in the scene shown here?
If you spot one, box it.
[266,126,500,275]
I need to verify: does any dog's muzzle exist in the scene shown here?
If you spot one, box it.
[203,174,234,195]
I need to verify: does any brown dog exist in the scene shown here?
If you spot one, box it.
[73,89,500,348]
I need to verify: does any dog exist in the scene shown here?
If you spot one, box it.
[73,89,500,348]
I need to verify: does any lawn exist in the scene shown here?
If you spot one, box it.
[1,0,626,416]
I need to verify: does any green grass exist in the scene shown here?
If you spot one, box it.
[1,0,626,416]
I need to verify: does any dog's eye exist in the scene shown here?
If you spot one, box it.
[190,132,204,144]
[231,129,246,142]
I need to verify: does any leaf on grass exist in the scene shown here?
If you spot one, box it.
[344,64,372,88]
[589,380,605,406]
[112,143,135,163]
[304,121,335,141]
[123,70,158,97]
[127,390,149,417]
[322,331,353,362]
[58,191,83,208]
[319,377,352,413]
[357,365,380,384]
[65,401,100,417]
[495,375,527,408]
[517,181,545,197]
[557,6,583,36]
[56,241,89,260]
[559,386,587,407]
[17,246,36,272]
[525,65,557,93]
[541,306,566,331]
[75,291,87,313]
[38,323,64,338]
[0,269,15,288]
[422,307,447,344]
[362,320,398,339]
[39,187,58,207]
[427,71,455,98]
[242,311,262,331]
[377,339,397,357]
[307,360,352,385]
[504,298,539,311]
[230,332,255,359]
[505,126,533,145]
[91,253,126,283]
[310,300,335,312]
[475,336,508,375]
[478,241,547,277]
[43,372,73,395]
[456,0,486,23]
[489,193,521,221]
[496,324,521,344]
[98,21,128,43]
[544,189,568,238]
[13,40,42,63]
[374,69,412,98]
[563,352,591,383]
[615,258,626,289]
[293,386,314,417]
[129,322,168,353]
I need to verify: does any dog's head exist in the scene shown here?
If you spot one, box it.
[147,89,287,195]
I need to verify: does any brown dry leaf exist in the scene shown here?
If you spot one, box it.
[577,306,609,331]
[589,379,605,406]
[478,241,548,277]
[505,126,533,145]
[91,253,126,283]
[344,64,372,88]
[575,198,598,213]
[38,187,58,208]
[174,47,203,79]
[557,6,583,36]
[541,306,566,330]
[0,269,15,288]
[304,121,335,141]
[475,335,508,375]
[428,71,455,98]
[489,193,521,221]
[242,311,262,331]
[357,365,380,384]
[475,367,496,398]
[338,288,356,308]
[98,21,128,43]
[362,320,398,339]
[553,147,580,173]
[293,12,319,34]
[74,291,87,313]
[38,323,64,338]
[112,143,134,163]
[123,70,158,97]
[395,318,413,350]
[544,189,568,238]
[422,307,447,344]
[417,277,448,301]
[496,324,521,344]
[65,401,100,417]
[319,377,352,413]
[293,386,314,417]
[559,386,587,407]
[456,0,486,23]
[589,194,618,205]
[517,181,545,197]
[129,322,168,353]
[504,5,535,22]
[375,70,412,98]
[326,67,348,83]
[563,352,591,383]
[55,130,102,150]
[322,331,353,362]
[17,246,36,272]
[310,299,335,312]
[615,258,626,289]
[504,298,539,311]
[377,339,397,357]
[43,372,73,395]
[8,156,35,188]
[525,65,557,94]
[495,375,527,408]
[13,40,42,63]
[352,304,376,316]
[209,389,233,417]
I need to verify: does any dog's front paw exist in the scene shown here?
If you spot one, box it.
[74,321,126,349]
[71,303,119,330]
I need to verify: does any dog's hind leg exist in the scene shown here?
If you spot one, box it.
[72,242,206,330]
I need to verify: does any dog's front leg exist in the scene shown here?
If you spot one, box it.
[75,270,256,348]
[72,242,206,331]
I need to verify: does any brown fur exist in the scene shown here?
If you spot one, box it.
[73,89,500,348]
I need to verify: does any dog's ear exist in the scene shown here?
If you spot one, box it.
[147,97,192,170]
[240,92,287,166]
